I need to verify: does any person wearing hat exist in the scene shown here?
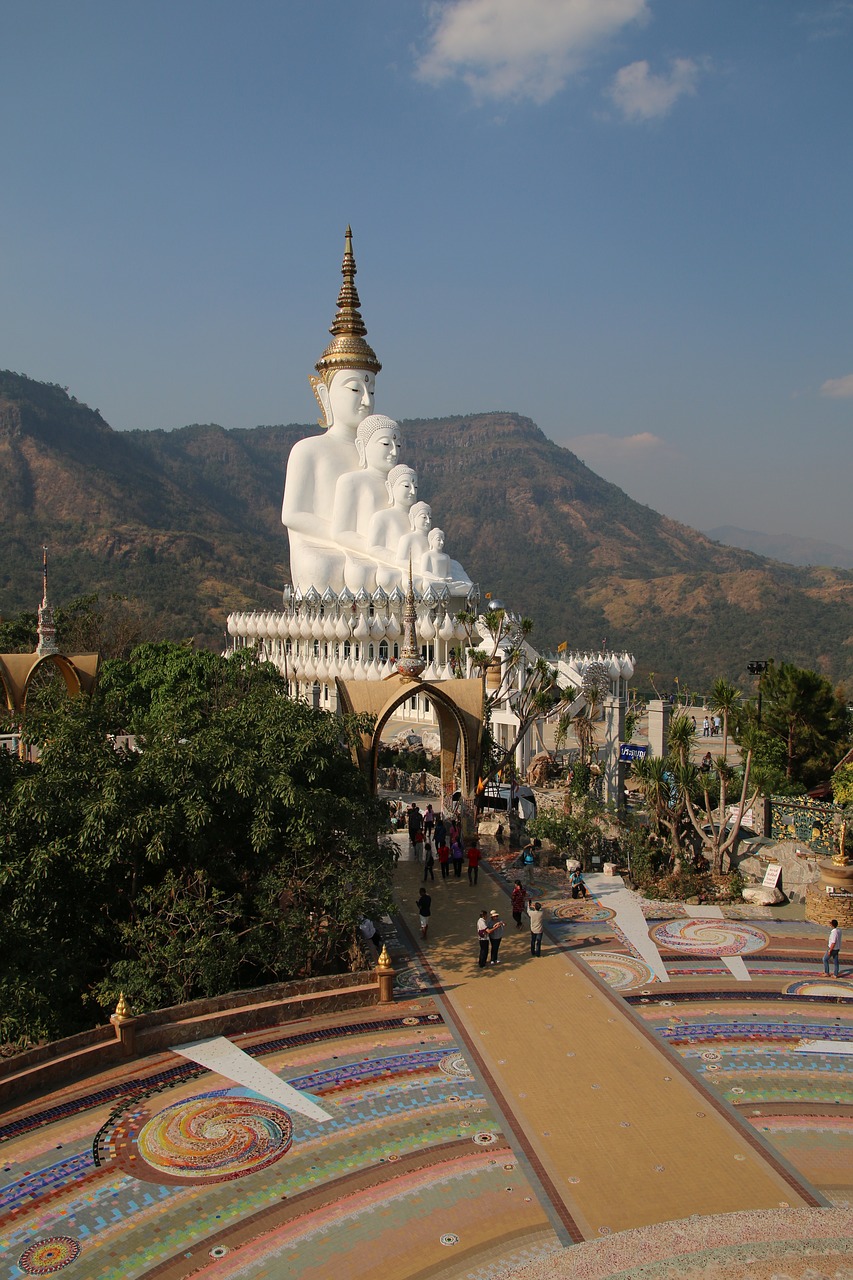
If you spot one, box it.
[487,910,505,965]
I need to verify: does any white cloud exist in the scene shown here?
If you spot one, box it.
[608,57,699,121]
[820,373,853,399]
[416,0,649,104]
[567,431,668,462]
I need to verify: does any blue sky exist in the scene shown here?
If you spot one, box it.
[2,0,851,547]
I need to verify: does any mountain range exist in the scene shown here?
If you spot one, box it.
[1,370,851,690]
[705,526,853,571]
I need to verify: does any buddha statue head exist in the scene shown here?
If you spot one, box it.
[310,227,381,429]
[385,464,418,508]
[408,501,432,533]
[428,527,445,551]
[355,415,401,472]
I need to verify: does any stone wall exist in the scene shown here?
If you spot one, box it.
[735,839,822,903]
[805,881,853,928]
[377,767,442,796]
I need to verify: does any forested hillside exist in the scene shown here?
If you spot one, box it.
[2,371,851,688]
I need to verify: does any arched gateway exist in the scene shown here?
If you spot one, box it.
[335,673,484,804]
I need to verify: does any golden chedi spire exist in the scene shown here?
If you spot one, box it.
[315,226,381,381]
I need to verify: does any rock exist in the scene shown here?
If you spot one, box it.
[742,885,785,905]
[565,858,581,873]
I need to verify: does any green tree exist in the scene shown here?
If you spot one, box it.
[708,677,741,760]
[750,662,850,787]
[0,644,392,1046]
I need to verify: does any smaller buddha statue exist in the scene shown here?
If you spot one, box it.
[368,464,419,591]
[331,414,402,592]
[396,501,432,570]
[421,527,451,582]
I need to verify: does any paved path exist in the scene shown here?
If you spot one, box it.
[393,857,821,1241]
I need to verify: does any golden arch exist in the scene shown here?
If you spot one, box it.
[0,652,100,717]
[335,673,484,801]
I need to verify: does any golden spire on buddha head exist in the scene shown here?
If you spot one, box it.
[310,227,382,425]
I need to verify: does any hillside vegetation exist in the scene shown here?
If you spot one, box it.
[1,371,851,688]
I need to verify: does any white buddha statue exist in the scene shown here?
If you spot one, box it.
[368,463,418,591]
[421,527,451,581]
[281,227,381,592]
[331,414,402,592]
[396,501,433,571]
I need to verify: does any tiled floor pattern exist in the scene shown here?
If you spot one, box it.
[0,1009,561,1278]
[3,843,853,1279]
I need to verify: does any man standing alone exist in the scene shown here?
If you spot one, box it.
[467,839,481,886]
[824,919,842,978]
[527,900,544,956]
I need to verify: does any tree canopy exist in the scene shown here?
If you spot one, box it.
[0,644,392,1047]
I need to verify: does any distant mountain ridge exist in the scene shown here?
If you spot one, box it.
[1,370,851,688]
[706,525,853,571]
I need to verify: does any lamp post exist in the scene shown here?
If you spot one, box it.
[747,661,769,727]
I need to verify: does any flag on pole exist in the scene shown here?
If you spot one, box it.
[557,641,567,653]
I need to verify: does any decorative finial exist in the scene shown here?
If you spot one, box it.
[113,992,131,1020]
[396,555,426,680]
[36,546,58,657]
[314,226,381,380]
[377,944,392,969]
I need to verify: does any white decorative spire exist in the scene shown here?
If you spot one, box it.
[36,546,58,656]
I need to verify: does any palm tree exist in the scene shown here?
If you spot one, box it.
[708,678,741,761]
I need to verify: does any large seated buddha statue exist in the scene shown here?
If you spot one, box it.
[281,228,475,601]
[281,227,381,593]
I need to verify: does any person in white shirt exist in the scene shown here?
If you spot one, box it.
[823,920,842,978]
[526,901,545,957]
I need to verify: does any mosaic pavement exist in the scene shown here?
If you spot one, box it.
[1,840,851,1279]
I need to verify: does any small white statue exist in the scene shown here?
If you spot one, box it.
[421,527,451,581]
[368,464,419,592]
[396,501,432,570]
[331,415,402,592]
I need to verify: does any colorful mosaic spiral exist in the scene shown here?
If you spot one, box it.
[584,952,655,991]
[785,978,853,999]
[553,902,615,922]
[18,1237,80,1275]
[650,920,768,957]
[108,1092,293,1185]
[439,1053,473,1080]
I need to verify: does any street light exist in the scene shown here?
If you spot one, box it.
[747,661,769,727]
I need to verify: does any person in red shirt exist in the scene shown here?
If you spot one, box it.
[437,840,451,879]
[466,840,481,886]
[510,879,527,928]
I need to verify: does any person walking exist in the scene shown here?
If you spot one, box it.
[487,910,505,964]
[466,839,481,886]
[451,836,464,878]
[476,910,490,968]
[527,900,545,956]
[408,805,423,860]
[437,838,451,879]
[359,917,382,954]
[434,814,447,847]
[823,919,842,978]
[521,841,536,887]
[423,804,435,841]
[511,880,527,928]
[416,888,431,940]
[422,840,435,881]
[702,716,710,737]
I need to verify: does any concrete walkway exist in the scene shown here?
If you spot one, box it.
[393,857,821,1242]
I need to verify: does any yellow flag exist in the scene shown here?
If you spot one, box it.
[557,640,567,653]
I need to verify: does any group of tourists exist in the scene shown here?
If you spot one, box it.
[477,883,544,966]
[401,802,483,885]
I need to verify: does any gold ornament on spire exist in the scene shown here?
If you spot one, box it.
[313,226,381,383]
[113,992,131,1020]
[396,555,426,680]
[377,943,392,969]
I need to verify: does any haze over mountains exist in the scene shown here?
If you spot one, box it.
[705,526,853,572]
[1,370,851,690]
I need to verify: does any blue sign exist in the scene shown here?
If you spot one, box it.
[619,743,649,763]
